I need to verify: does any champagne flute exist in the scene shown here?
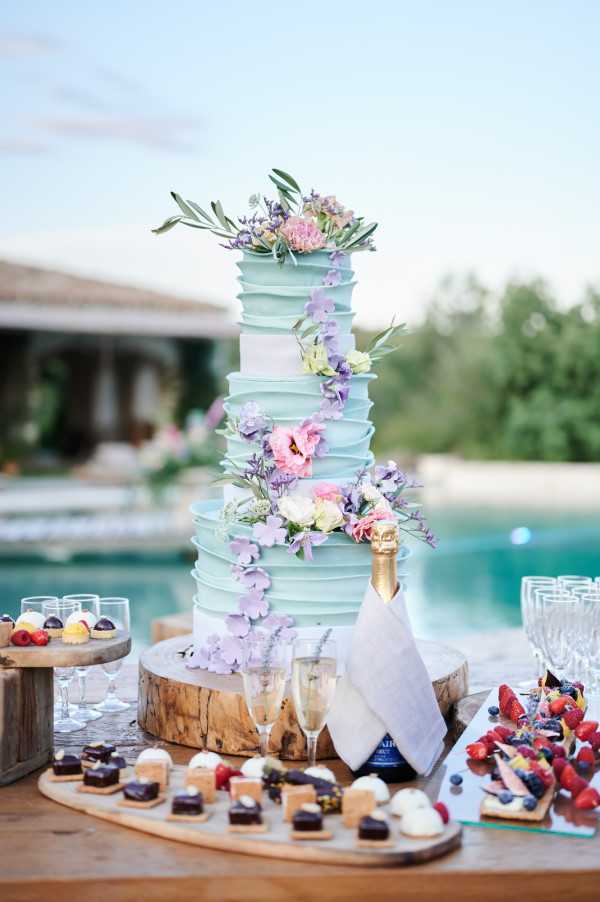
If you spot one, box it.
[520,577,555,679]
[538,590,579,680]
[95,598,131,713]
[241,635,287,756]
[45,598,85,733]
[291,637,337,768]
[62,594,102,722]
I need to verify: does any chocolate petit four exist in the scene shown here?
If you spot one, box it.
[91,617,117,640]
[291,802,333,840]
[49,750,83,782]
[357,811,393,848]
[167,787,210,822]
[82,741,116,766]
[42,615,63,639]
[228,795,267,833]
[79,763,122,794]
[118,777,163,809]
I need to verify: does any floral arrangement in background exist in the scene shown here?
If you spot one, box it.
[153,168,378,264]
[140,399,224,495]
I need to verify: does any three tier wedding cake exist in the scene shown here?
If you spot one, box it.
[154,169,435,673]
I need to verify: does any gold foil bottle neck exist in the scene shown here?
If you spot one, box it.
[370,520,399,603]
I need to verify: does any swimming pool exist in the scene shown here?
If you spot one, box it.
[1,506,598,645]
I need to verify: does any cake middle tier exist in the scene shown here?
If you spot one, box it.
[224,371,376,481]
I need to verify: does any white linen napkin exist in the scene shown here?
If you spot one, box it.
[327,580,447,775]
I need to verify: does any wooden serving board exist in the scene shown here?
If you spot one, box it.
[0,631,131,669]
[38,764,462,867]
[138,634,468,759]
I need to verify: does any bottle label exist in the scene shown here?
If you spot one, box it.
[365,734,407,768]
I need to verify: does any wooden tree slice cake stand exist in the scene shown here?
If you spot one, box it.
[138,635,468,759]
[0,632,131,785]
[38,764,463,867]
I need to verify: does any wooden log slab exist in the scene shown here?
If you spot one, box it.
[0,667,53,785]
[0,631,132,669]
[138,635,469,760]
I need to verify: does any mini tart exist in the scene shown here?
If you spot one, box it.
[91,617,117,640]
[15,611,45,631]
[62,622,89,645]
[43,615,63,639]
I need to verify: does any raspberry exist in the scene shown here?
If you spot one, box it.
[10,629,31,647]
[493,725,513,741]
[433,801,449,824]
[563,708,584,729]
[30,629,49,646]
[550,743,566,758]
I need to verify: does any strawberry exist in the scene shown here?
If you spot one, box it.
[533,736,552,751]
[574,787,600,810]
[575,721,599,742]
[215,763,242,791]
[569,775,589,799]
[559,763,578,791]
[587,732,600,751]
[577,747,595,768]
[550,696,574,715]
[553,757,568,778]
[517,745,537,760]
[563,708,584,729]
[10,629,31,646]
[506,697,526,723]
[433,801,449,824]
[550,743,566,758]
[30,629,49,646]
[493,725,513,741]
[466,741,489,761]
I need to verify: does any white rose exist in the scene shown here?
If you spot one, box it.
[374,498,395,517]
[278,494,316,527]
[360,480,382,503]
[314,499,345,533]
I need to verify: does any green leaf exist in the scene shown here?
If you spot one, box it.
[171,192,200,221]
[272,168,301,193]
[151,215,183,235]
[343,221,378,249]
[186,200,215,224]
[211,200,230,231]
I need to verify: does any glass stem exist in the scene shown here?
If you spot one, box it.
[257,725,271,757]
[306,732,319,768]
[106,673,117,699]
[77,668,87,706]
[60,680,70,720]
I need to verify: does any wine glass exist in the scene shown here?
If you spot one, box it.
[62,594,102,722]
[558,575,592,594]
[20,596,59,621]
[538,590,579,680]
[520,577,555,678]
[291,638,337,768]
[47,598,85,733]
[241,635,287,756]
[579,592,600,698]
[94,598,131,713]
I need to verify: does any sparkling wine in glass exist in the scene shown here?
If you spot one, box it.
[62,594,102,722]
[44,598,85,733]
[241,636,287,756]
[95,597,131,713]
[291,637,337,768]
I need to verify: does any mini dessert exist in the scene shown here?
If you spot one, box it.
[91,617,117,640]
[168,787,209,822]
[400,806,444,838]
[135,747,172,790]
[108,752,128,776]
[82,741,116,766]
[62,622,89,645]
[282,784,317,822]
[291,802,332,841]
[119,777,163,809]
[0,613,15,627]
[43,615,63,638]
[351,773,390,805]
[342,787,376,828]
[11,629,32,647]
[357,811,393,847]
[186,766,216,803]
[304,765,336,783]
[282,769,343,814]
[15,611,45,632]
[188,750,223,771]
[240,756,269,779]
[79,763,122,794]
[228,795,266,833]
[0,618,13,647]
[389,787,431,818]
[229,776,262,805]
[49,750,83,782]
[66,609,97,630]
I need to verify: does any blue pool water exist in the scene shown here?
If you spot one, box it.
[1,506,598,645]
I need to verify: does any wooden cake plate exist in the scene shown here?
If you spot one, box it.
[38,763,462,867]
[0,632,131,785]
[138,634,468,759]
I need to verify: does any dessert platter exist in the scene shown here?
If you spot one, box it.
[439,671,600,837]
[39,745,462,866]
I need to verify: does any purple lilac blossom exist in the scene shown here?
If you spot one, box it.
[225,612,251,637]
[253,515,287,547]
[220,635,245,666]
[323,269,342,287]
[238,589,269,619]
[238,566,271,591]
[319,319,340,354]
[305,288,335,323]
[238,402,269,442]
[287,530,329,561]
[230,536,260,566]
[329,250,347,266]
[319,397,344,420]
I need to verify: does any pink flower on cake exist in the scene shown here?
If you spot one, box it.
[279,216,326,252]
[269,421,325,478]
[313,482,342,503]
[351,508,391,543]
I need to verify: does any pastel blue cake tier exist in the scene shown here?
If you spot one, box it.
[191,501,409,627]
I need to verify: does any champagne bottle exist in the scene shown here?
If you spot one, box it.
[352,520,416,784]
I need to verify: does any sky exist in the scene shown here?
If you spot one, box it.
[1,1,600,328]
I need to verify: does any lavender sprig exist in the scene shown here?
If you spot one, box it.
[315,628,332,660]
[261,625,285,670]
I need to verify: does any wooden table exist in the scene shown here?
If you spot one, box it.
[1,666,599,902]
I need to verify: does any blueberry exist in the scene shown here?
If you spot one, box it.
[523,795,537,811]
[499,790,514,804]
[450,773,463,786]
[488,705,500,717]
[522,772,545,799]
[514,768,527,779]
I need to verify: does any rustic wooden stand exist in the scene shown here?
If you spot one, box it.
[0,632,131,785]
[138,634,468,759]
